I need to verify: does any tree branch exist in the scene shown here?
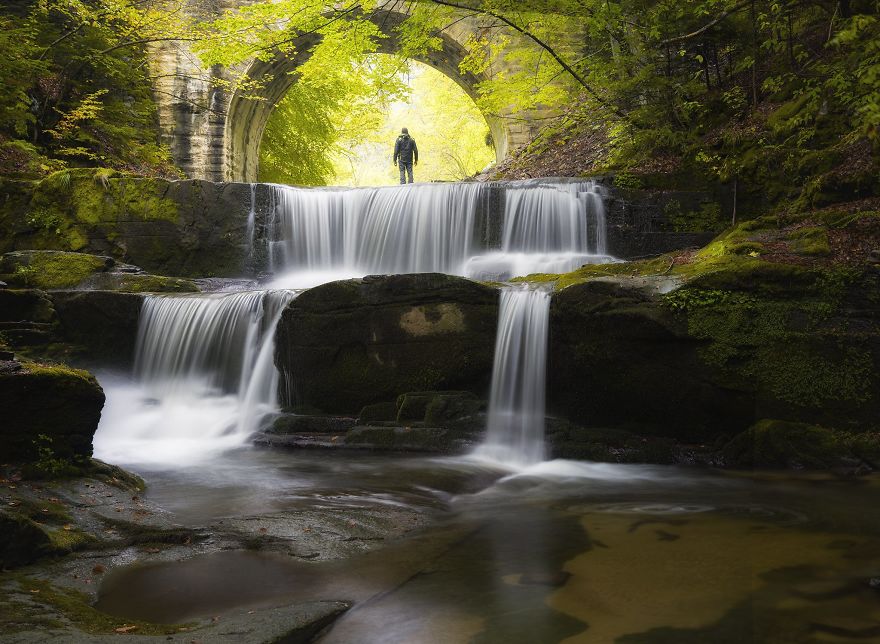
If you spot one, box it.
[659,0,751,45]
[423,0,628,119]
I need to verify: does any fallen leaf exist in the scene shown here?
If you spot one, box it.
[114,625,138,633]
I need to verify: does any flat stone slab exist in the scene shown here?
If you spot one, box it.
[4,600,351,643]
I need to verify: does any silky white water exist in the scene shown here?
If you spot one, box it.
[96,179,612,467]
[267,180,613,288]
[93,290,296,467]
[473,286,552,466]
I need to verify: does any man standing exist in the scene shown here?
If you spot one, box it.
[393,128,419,184]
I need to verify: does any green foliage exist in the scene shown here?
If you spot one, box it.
[260,54,408,185]
[30,434,75,478]
[613,172,643,191]
[0,1,181,177]
[663,288,756,311]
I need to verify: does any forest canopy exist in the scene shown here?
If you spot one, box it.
[0,0,877,199]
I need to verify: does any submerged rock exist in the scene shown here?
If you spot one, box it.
[275,273,498,414]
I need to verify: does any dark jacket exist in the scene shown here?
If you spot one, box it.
[393,134,418,164]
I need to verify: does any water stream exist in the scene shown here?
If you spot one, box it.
[87,180,880,643]
[474,286,552,466]
[92,451,880,643]
[95,179,612,468]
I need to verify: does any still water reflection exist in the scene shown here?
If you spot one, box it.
[96,451,880,643]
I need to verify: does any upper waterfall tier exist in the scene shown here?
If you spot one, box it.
[264,180,612,287]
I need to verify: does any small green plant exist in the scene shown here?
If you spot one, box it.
[663,288,757,311]
[25,207,64,233]
[613,171,643,191]
[30,434,73,478]
[12,265,37,286]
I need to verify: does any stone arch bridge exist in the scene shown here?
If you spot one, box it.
[150,0,556,182]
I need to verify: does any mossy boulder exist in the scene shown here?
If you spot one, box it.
[1,250,112,289]
[77,272,198,293]
[275,274,498,414]
[787,226,831,256]
[0,360,105,462]
[358,401,400,423]
[396,391,480,424]
[548,266,880,442]
[548,279,755,442]
[722,419,875,469]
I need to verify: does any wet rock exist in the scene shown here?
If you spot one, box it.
[723,419,874,470]
[358,401,399,423]
[345,426,452,452]
[0,288,55,323]
[0,509,53,568]
[397,391,481,424]
[810,617,880,639]
[0,250,113,289]
[0,172,257,277]
[1,250,199,293]
[0,360,104,461]
[548,265,880,445]
[276,274,498,414]
[269,414,358,434]
[50,291,143,366]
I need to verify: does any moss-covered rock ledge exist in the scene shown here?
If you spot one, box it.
[275,274,499,414]
[0,169,259,277]
[546,209,880,460]
[1,250,198,292]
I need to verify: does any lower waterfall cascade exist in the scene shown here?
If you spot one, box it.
[94,179,615,468]
[473,286,552,466]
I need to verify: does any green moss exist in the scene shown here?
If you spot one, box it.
[723,419,853,469]
[817,209,880,229]
[667,278,875,408]
[45,527,95,554]
[669,202,725,233]
[114,177,179,223]
[9,498,73,525]
[14,578,188,635]
[22,361,98,387]
[514,255,675,290]
[787,226,831,256]
[2,251,108,289]
[104,273,199,293]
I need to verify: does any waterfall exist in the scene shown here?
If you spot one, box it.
[464,180,611,281]
[94,290,295,466]
[95,178,611,466]
[245,183,256,261]
[266,179,611,287]
[267,183,485,288]
[474,286,552,467]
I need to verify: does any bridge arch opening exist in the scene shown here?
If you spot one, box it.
[258,56,497,186]
[223,8,513,183]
